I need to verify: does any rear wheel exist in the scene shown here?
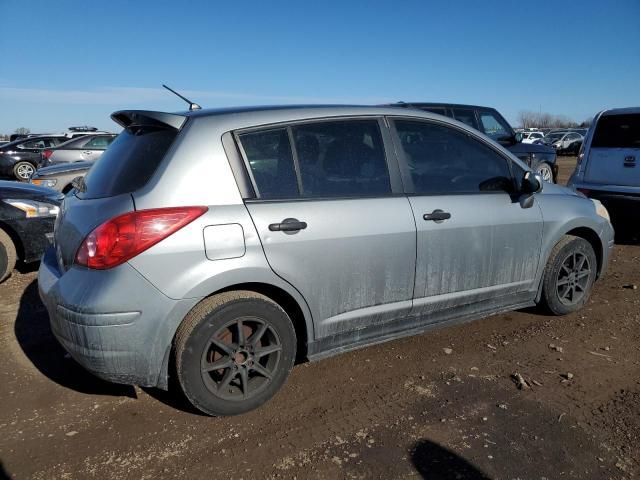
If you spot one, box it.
[540,235,597,315]
[13,161,35,181]
[0,228,17,283]
[174,291,296,416]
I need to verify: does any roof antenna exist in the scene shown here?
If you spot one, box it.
[162,84,201,111]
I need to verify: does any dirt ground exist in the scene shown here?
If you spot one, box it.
[1,156,639,479]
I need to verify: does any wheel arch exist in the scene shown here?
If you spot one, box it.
[158,279,314,390]
[565,226,603,277]
[0,221,23,261]
[214,282,310,362]
[535,224,604,304]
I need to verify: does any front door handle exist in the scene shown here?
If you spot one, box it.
[269,218,307,232]
[423,209,451,223]
[83,151,93,155]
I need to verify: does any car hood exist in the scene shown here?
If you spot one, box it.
[0,180,63,203]
[508,142,556,155]
[35,161,93,177]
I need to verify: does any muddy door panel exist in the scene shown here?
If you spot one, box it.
[409,193,543,318]
[245,197,416,338]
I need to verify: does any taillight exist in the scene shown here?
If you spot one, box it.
[75,206,207,269]
[42,150,53,160]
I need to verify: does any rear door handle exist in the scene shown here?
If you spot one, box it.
[423,209,451,222]
[269,218,307,232]
[83,151,93,155]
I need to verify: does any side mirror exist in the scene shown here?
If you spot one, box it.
[514,132,524,143]
[521,171,543,194]
[519,172,542,208]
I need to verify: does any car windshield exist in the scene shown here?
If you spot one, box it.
[545,133,565,142]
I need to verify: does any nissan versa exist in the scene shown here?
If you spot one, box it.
[39,106,614,416]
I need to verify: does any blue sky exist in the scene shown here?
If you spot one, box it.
[1,0,639,133]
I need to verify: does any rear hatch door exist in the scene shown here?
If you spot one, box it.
[584,113,640,186]
[54,110,185,271]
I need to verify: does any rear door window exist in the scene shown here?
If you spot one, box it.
[239,119,392,200]
[238,129,299,199]
[423,107,448,117]
[452,108,479,129]
[84,136,115,149]
[292,120,391,197]
[81,126,177,199]
[20,139,47,149]
[592,114,640,148]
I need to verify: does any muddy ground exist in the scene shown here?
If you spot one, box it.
[1,157,639,479]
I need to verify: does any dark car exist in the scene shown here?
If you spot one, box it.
[386,102,558,183]
[42,134,116,165]
[0,136,69,181]
[0,180,62,282]
[30,161,93,193]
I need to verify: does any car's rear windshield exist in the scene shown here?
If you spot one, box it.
[80,125,178,199]
[592,114,640,149]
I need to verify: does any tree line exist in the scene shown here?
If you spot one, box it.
[517,111,592,129]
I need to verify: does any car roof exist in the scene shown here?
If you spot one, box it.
[601,107,640,116]
[112,104,466,131]
[1,135,68,148]
[383,102,500,112]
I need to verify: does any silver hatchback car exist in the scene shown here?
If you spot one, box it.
[39,106,614,416]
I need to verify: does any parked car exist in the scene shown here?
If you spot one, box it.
[62,126,113,139]
[0,136,69,181]
[520,131,545,144]
[41,134,117,165]
[30,161,93,193]
[39,105,613,417]
[0,181,62,282]
[542,131,583,155]
[388,103,558,183]
[568,107,640,222]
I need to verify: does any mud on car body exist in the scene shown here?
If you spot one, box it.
[39,105,613,416]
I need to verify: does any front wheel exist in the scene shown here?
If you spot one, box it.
[174,291,297,416]
[540,235,597,315]
[13,161,35,181]
[535,162,554,183]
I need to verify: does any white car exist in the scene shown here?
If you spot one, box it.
[520,131,545,144]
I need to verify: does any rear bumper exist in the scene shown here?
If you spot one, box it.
[38,246,198,388]
[570,183,640,217]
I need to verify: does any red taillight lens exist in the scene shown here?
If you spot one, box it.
[75,206,207,269]
[42,150,53,160]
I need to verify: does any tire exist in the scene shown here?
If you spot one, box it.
[13,161,35,181]
[535,162,554,183]
[540,235,597,315]
[174,291,297,416]
[0,228,17,283]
